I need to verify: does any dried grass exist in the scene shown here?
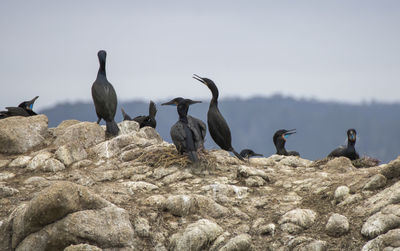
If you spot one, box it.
[352,156,380,168]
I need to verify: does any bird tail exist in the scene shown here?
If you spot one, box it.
[106,120,120,136]
[149,101,157,118]
[232,149,245,161]
[188,151,199,163]
[121,108,132,121]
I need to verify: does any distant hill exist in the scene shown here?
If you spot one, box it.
[39,95,400,163]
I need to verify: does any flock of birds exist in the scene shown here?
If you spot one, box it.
[0,50,360,164]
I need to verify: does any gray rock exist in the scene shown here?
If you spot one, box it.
[338,193,363,207]
[26,151,53,171]
[41,158,65,172]
[0,185,19,198]
[54,122,105,148]
[245,176,265,187]
[53,120,81,137]
[361,229,400,251]
[218,234,252,251]
[381,156,400,179]
[323,157,356,173]
[63,244,102,251]
[23,177,50,187]
[202,183,249,201]
[55,143,88,166]
[287,236,327,251]
[356,180,400,216]
[0,181,134,250]
[8,156,32,168]
[0,172,15,181]
[363,174,387,191]
[325,213,349,237]
[0,160,10,168]
[122,181,159,195]
[169,219,223,251]
[118,120,140,135]
[133,217,150,238]
[0,115,48,154]
[279,208,317,234]
[334,186,350,204]
[237,165,270,181]
[278,156,312,167]
[361,204,400,239]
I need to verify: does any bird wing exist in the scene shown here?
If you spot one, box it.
[4,107,30,116]
[170,122,186,153]
[328,146,346,157]
[207,108,232,150]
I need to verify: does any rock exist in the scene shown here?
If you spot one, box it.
[0,172,15,181]
[361,229,400,251]
[356,180,400,216]
[0,160,10,169]
[325,213,349,237]
[123,181,159,195]
[323,157,356,173]
[54,122,105,148]
[118,120,140,135]
[287,236,327,251]
[134,217,150,238]
[169,219,223,251]
[23,177,50,187]
[338,194,363,207]
[41,158,66,172]
[26,151,53,171]
[144,195,166,208]
[0,115,48,154]
[218,234,252,251]
[278,156,312,167]
[279,208,317,234]
[55,143,88,166]
[334,186,350,204]
[244,176,265,187]
[0,181,134,250]
[363,174,387,191]
[252,218,275,235]
[0,185,19,198]
[237,165,270,181]
[381,156,400,179]
[53,120,81,137]
[361,204,400,239]
[63,244,102,251]
[202,183,249,202]
[8,156,32,168]
[137,126,163,142]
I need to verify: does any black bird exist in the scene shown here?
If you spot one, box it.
[121,101,157,128]
[273,129,300,156]
[91,50,119,136]
[193,74,244,161]
[328,128,360,160]
[240,149,263,159]
[163,98,202,163]
[0,96,39,119]
[162,97,206,151]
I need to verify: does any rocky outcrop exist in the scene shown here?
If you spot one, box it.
[0,115,48,154]
[0,116,399,250]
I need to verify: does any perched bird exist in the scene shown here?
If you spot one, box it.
[163,98,202,163]
[91,50,119,136]
[273,129,300,156]
[121,101,157,128]
[328,128,360,160]
[162,97,206,151]
[240,149,263,159]
[0,96,39,119]
[193,74,244,161]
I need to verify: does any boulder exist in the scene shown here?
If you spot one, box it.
[361,229,400,251]
[0,181,134,250]
[323,157,356,173]
[218,234,253,251]
[325,213,349,237]
[381,156,400,179]
[0,172,15,181]
[279,208,317,234]
[8,156,32,168]
[55,143,88,166]
[363,174,387,191]
[26,151,53,171]
[53,120,81,137]
[0,115,48,154]
[118,120,140,135]
[63,244,102,251]
[169,219,223,251]
[361,204,400,239]
[54,122,105,148]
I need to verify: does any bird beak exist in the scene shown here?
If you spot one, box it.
[188,100,202,105]
[161,100,176,106]
[27,96,39,109]
[283,129,296,139]
[192,74,207,85]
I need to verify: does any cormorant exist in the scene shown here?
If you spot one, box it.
[193,74,244,161]
[328,128,359,160]
[273,129,300,156]
[162,97,206,151]
[240,149,263,159]
[163,98,202,163]
[0,96,39,119]
[91,50,119,136]
[121,101,157,128]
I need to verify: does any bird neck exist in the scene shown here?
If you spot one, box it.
[347,140,356,149]
[178,105,189,123]
[275,139,287,155]
[97,60,107,78]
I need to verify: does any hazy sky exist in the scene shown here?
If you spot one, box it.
[1,0,399,110]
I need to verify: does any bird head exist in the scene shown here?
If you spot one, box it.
[19,96,39,110]
[347,128,357,142]
[161,97,184,106]
[192,74,219,99]
[273,129,296,145]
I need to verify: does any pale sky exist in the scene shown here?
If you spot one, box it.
[1,0,399,110]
